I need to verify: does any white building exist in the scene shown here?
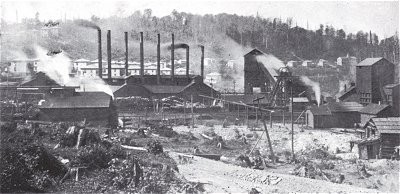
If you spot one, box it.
[9,58,40,75]
[205,72,222,85]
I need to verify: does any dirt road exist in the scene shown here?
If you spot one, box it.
[169,152,378,193]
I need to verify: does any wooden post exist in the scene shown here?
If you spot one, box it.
[246,106,249,128]
[184,100,187,126]
[282,110,285,126]
[262,114,275,164]
[255,107,258,126]
[191,95,194,128]
[291,86,295,161]
[270,111,273,128]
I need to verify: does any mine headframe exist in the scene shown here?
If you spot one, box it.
[254,67,297,111]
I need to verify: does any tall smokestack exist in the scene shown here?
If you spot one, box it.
[125,32,128,76]
[171,33,175,81]
[98,29,102,78]
[186,46,190,79]
[107,30,111,80]
[140,32,144,83]
[157,33,161,84]
[200,45,204,78]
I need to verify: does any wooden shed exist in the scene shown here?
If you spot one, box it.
[38,91,117,127]
[361,117,400,159]
[306,102,363,129]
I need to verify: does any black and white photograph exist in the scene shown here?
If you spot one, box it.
[0,0,399,193]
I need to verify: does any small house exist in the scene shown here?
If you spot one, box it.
[358,117,400,159]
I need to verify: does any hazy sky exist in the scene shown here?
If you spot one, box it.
[1,0,399,38]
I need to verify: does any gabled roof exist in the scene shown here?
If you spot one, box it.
[308,105,332,115]
[328,101,364,112]
[356,58,383,66]
[370,117,400,134]
[336,86,356,100]
[19,72,60,87]
[308,101,363,115]
[143,85,186,94]
[39,92,111,109]
[359,103,390,115]
[244,48,285,81]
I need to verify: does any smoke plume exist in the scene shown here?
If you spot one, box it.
[300,76,321,106]
[34,46,114,98]
[255,54,286,72]
[74,19,100,30]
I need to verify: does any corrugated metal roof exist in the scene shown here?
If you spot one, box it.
[356,58,383,66]
[39,92,111,109]
[371,117,400,133]
[359,103,390,115]
[327,102,364,112]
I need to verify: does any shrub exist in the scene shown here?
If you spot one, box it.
[146,140,163,154]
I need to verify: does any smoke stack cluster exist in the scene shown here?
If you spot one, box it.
[171,33,175,81]
[157,33,161,84]
[98,29,102,78]
[140,32,144,83]
[107,30,111,80]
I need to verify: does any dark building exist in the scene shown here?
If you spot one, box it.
[244,49,284,94]
[359,103,393,126]
[114,75,218,102]
[358,117,400,159]
[356,58,395,106]
[306,102,363,129]
[38,91,117,127]
[383,83,400,116]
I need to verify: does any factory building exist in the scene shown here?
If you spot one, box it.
[356,58,395,106]
[306,102,364,129]
[38,91,117,127]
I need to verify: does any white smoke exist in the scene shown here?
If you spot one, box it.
[34,46,114,98]
[255,54,286,72]
[300,76,321,106]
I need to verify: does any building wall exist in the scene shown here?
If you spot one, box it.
[244,53,274,94]
[332,112,360,128]
[356,66,372,105]
[371,60,394,104]
[358,142,380,159]
[380,133,400,158]
[39,107,115,126]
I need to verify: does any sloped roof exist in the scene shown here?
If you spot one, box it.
[328,102,364,112]
[308,105,332,115]
[336,86,356,99]
[359,103,390,115]
[356,58,383,66]
[371,117,400,134]
[74,58,90,62]
[244,48,285,81]
[39,92,111,109]
[308,101,363,115]
[19,72,60,87]
[143,85,186,94]
[293,97,309,103]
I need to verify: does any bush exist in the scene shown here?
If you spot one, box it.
[73,144,126,170]
[146,140,163,154]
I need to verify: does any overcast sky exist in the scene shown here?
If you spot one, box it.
[1,0,399,38]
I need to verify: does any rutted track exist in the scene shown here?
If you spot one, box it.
[169,152,378,193]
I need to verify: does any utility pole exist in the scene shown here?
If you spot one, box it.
[233,80,236,94]
[191,95,194,128]
[291,85,295,161]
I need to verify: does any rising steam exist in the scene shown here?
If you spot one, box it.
[255,54,286,75]
[34,46,114,98]
[300,76,321,106]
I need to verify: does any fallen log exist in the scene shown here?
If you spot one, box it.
[121,145,147,151]
[200,133,214,140]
